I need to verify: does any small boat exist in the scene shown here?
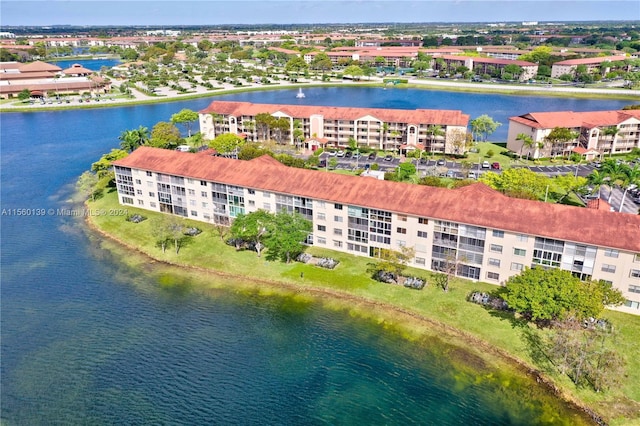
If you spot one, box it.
[296,88,305,98]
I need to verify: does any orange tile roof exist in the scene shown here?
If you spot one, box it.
[199,101,470,127]
[510,110,640,129]
[18,61,62,73]
[115,147,640,252]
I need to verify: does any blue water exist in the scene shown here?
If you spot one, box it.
[51,58,121,71]
[0,88,613,424]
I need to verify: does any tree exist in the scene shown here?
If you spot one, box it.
[263,210,312,263]
[170,108,199,137]
[166,217,186,254]
[367,246,415,280]
[343,65,364,80]
[502,268,624,324]
[515,133,534,159]
[150,217,172,253]
[425,124,445,153]
[119,126,149,152]
[76,171,99,201]
[91,149,128,179]
[229,210,272,257]
[284,56,308,78]
[396,162,416,181]
[544,127,579,158]
[255,112,275,141]
[479,168,548,200]
[17,89,31,101]
[310,52,332,77]
[148,121,182,149]
[209,133,245,155]
[470,115,501,142]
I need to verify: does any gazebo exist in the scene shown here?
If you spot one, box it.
[62,64,93,77]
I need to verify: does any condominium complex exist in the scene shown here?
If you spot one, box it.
[198,101,470,153]
[113,146,640,315]
[550,55,629,79]
[507,109,640,159]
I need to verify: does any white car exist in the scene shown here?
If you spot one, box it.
[336,150,345,157]
[482,161,490,169]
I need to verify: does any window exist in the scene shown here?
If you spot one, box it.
[190,200,196,206]
[188,189,195,196]
[187,178,194,184]
[202,202,208,208]
[146,171,152,176]
[334,228,343,236]
[604,249,619,258]
[150,202,157,208]
[631,269,640,278]
[635,254,640,263]
[487,272,500,281]
[418,217,429,225]
[492,230,504,238]
[317,212,326,220]
[335,203,343,210]
[147,181,154,188]
[138,200,144,206]
[511,262,524,271]
[149,192,155,197]
[516,234,528,242]
[396,227,407,234]
[122,197,133,205]
[417,230,428,239]
[135,179,141,185]
[263,202,271,210]
[625,300,640,310]
[200,180,208,186]
[334,216,343,222]
[317,237,326,245]
[488,258,501,267]
[629,285,640,294]
[601,264,616,273]
[317,225,326,232]
[333,240,343,248]
[136,189,142,195]
[191,210,198,217]
[415,257,426,266]
[248,189,255,195]
[397,240,406,247]
[397,214,407,222]
[263,192,271,198]
[316,201,325,208]
[248,200,255,206]
[201,191,208,197]
[490,244,503,254]
[514,248,526,256]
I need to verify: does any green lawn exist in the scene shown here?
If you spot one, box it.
[88,189,640,424]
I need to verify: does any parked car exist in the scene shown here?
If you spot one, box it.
[384,154,393,161]
[352,152,361,159]
[336,150,345,157]
[482,161,490,169]
[446,170,456,178]
[345,151,352,158]
[437,159,446,166]
[468,171,477,179]
[327,150,337,156]
[491,162,500,170]
[368,152,377,160]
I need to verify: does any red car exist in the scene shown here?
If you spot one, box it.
[491,162,501,170]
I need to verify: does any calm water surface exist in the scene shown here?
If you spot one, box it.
[1,88,615,424]
[51,58,122,71]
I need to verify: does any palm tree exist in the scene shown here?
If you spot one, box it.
[587,169,608,199]
[118,125,149,152]
[515,133,534,160]
[380,122,389,150]
[426,124,445,153]
[602,126,619,157]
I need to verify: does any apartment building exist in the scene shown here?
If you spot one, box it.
[435,55,538,81]
[507,110,640,159]
[198,101,470,154]
[550,55,629,79]
[113,146,640,315]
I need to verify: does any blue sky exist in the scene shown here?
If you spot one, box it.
[1,1,638,26]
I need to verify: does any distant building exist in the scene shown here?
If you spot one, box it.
[198,101,470,154]
[507,109,640,159]
[551,55,628,79]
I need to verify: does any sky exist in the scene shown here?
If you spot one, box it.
[1,0,638,27]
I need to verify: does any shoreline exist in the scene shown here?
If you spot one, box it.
[83,207,604,425]
[2,78,639,114]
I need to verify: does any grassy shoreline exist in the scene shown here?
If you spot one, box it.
[84,190,640,425]
[2,80,638,114]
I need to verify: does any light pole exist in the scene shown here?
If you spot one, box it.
[619,184,637,213]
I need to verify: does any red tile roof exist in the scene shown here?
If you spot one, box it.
[199,101,470,127]
[115,147,640,252]
[18,61,62,73]
[510,110,640,129]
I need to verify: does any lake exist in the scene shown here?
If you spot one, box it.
[51,58,122,71]
[1,87,619,424]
